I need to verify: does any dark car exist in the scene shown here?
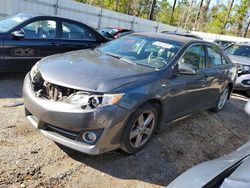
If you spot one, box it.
[224,42,250,96]
[23,33,237,155]
[97,27,134,40]
[0,13,107,72]
[161,31,203,40]
[214,39,235,49]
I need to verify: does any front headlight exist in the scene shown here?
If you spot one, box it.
[30,63,39,81]
[65,92,124,109]
[238,64,250,73]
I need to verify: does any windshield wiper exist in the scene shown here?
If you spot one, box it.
[103,52,121,59]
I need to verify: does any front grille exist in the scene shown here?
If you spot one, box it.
[45,124,79,140]
[31,72,78,101]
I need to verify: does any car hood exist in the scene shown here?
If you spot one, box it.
[37,49,155,93]
[228,55,250,66]
[168,140,250,188]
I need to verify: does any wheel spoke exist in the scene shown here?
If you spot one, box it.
[135,134,142,147]
[130,128,140,139]
[143,113,154,127]
[143,128,152,136]
[138,114,144,127]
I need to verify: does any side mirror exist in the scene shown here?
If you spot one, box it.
[102,32,114,39]
[12,30,25,40]
[178,63,197,75]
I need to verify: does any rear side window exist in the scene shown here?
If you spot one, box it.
[180,45,206,69]
[206,46,222,68]
[62,22,96,41]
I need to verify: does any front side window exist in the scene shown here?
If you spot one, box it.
[22,20,56,39]
[180,45,205,69]
[97,35,182,69]
[62,22,96,41]
[206,46,222,68]
[225,44,250,58]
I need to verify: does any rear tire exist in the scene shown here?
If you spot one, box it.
[121,104,158,154]
[210,86,229,113]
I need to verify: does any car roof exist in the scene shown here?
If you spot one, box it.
[132,32,204,44]
[15,13,77,21]
[237,42,250,46]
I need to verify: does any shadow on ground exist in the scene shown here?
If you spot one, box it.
[59,93,250,186]
[0,73,26,98]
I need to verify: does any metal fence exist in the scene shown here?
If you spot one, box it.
[0,0,185,32]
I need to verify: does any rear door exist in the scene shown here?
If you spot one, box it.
[202,44,225,107]
[3,18,60,72]
[163,44,207,122]
[57,20,103,53]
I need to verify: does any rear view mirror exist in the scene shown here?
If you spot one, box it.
[12,30,25,40]
[178,63,197,75]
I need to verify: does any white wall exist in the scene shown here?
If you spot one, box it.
[191,31,250,43]
[0,0,248,42]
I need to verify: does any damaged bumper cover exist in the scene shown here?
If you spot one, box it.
[23,73,130,155]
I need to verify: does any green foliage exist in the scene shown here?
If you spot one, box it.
[75,0,250,37]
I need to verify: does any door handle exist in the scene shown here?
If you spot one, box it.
[202,75,209,83]
[85,44,96,48]
[49,42,60,46]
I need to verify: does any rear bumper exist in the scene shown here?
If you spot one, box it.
[23,73,130,155]
[234,74,250,91]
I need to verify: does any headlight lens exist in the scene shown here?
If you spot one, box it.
[238,64,250,73]
[243,65,250,71]
[65,92,124,108]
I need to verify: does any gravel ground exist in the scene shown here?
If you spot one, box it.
[0,73,249,188]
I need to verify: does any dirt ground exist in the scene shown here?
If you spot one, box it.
[0,73,250,188]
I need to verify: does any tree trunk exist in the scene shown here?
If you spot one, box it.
[222,0,235,34]
[243,18,250,38]
[149,0,157,20]
[170,0,177,25]
[194,0,204,30]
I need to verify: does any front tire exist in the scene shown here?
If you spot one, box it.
[121,104,158,154]
[210,86,229,112]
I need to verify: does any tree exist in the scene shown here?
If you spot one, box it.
[149,0,157,20]
[222,0,235,33]
[194,0,204,30]
[170,0,177,25]
[243,18,250,37]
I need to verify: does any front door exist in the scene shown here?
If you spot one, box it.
[3,19,60,72]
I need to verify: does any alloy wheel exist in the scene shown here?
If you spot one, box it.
[129,112,155,148]
[218,88,229,110]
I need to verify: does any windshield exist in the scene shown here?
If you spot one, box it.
[0,14,32,33]
[225,44,250,58]
[97,35,182,69]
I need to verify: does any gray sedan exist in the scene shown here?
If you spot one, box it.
[23,33,237,155]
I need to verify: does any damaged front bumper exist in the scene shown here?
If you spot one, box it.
[234,74,250,91]
[23,73,130,155]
